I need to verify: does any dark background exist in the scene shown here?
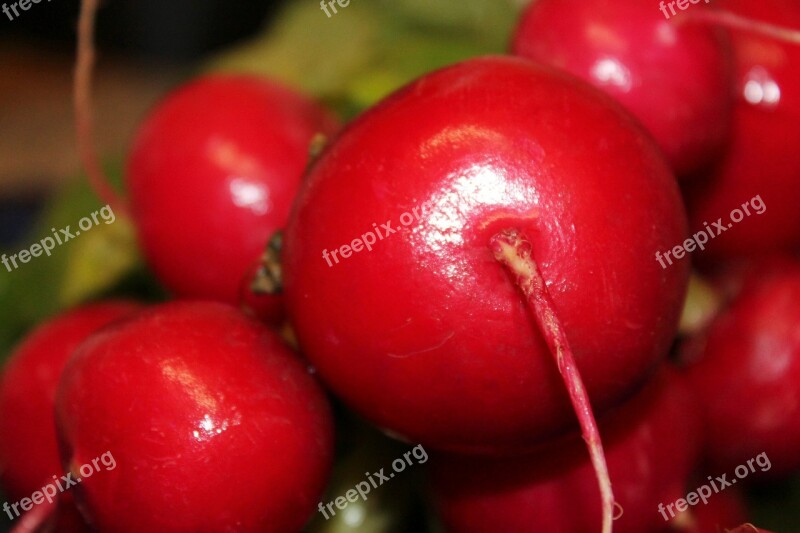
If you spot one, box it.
[1,0,283,60]
[0,0,287,249]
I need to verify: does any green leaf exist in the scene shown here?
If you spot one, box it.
[205,1,382,101]
[58,216,139,307]
[206,0,525,118]
[0,173,142,362]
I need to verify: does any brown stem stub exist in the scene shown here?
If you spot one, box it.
[491,228,616,533]
[251,231,284,295]
[308,133,329,161]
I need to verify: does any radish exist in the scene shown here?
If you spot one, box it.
[683,0,800,261]
[54,301,334,532]
[0,302,140,532]
[73,0,338,323]
[511,0,734,177]
[683,259,800,478]
[282,56,689,532]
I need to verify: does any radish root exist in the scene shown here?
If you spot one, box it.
[9,495,57,533]
[75,0,130,216]
[681,9,800,45]
[491,228,616,533]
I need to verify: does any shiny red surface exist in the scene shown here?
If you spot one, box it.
[283,56,690,453]
[685,0,800,261]
[429,370,701,532]
[55,301,334,532]
[512,0,733,176]
[126,76,338,322]
[0,301,140,502]
[685,263,800,477]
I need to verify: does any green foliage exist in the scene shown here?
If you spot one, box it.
[207,0,525,118]
[0,173,143,362]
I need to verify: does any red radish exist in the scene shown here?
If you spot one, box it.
[73,0,338,323]
[0,302,140,531]
[428,369,701,533]
[125,76,338,321]
[282,55,689,531]
[283,55,688,451]
[683,0,800,261]
[683,261,800,478]
[511,0,733,177]
[54,301,334,532]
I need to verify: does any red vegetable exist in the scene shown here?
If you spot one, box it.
[283,56,689,453]
[126,76,338,321]
[511,0,733,176]
[684,0,800,261]
[684,260,800,478]
[55,302,334,532]
[0,301,140,531]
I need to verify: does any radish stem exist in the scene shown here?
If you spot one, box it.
[9,495,57,533]
[490,228,615,533]
[680,9,800,45]
[75,0,130,216]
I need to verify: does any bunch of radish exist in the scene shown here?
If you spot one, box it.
[1,0,798,531]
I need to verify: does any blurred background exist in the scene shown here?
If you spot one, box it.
[0,0,285,246]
